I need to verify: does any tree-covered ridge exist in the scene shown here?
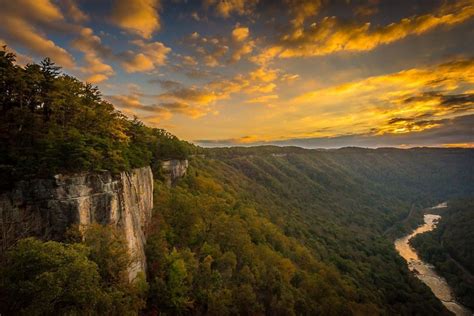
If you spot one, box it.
[410,199,474,308]
[0,48,193,184]
[144,149,474,315]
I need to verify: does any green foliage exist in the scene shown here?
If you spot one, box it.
[0,225,147,315]
[145,147,474,314]
[83,224,130,285]
[411,199,474,308]
[0,238,102,315]
[0,49,193,181]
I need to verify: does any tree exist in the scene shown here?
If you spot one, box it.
[82,224,147,314]
[0,238,103,315]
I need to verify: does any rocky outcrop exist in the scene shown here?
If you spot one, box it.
[0,167,153,280]
[161,159,188,186]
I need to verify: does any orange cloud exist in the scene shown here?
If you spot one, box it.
[246,94,279,104]
[1,16,75,68]
[110,0,161,39]
[286,58,474,138]
[0,0,75,68]
[232,26,249,42]
[72,27,114,82]
[204,0,258,18]
[254,0,474,61]
[121,40,171,73]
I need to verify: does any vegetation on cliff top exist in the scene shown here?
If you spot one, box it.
[0,48,192,185]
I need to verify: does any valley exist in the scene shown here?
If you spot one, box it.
[395,204,472,315]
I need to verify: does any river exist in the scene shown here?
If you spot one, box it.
[394,203,472,316]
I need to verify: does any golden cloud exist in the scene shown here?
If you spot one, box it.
[110,0,161,39]
[246,94,279,104]
[121,40,171,73]
[232,26,249,42]
[0,0,75,68]
[204,0,258,18]
[72,27,114,82]
[2,16,75,68]
[109,86,211,122]
[286,0,322,29]
[289,58,474,138]
[254,0,474,61]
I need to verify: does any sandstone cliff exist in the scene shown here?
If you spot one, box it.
[161,159,189,186]
[0,167,153,280]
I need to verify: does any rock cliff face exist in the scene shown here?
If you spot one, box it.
[0,167,153,280]
[161,159,189,186]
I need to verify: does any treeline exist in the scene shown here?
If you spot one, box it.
[410,199,474,308]
[0,49,193,186]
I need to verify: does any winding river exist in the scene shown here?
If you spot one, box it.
[394,203,472,316]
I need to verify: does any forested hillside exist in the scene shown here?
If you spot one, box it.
[411,199,474,308]
[145,148,474,314]
[2,51,474,315]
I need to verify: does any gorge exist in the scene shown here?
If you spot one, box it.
[395,204,472,316]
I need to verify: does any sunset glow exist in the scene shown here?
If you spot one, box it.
[2,0,473,148]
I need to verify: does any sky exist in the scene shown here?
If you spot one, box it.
[1,0,473,148]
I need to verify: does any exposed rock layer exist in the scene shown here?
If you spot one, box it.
[0,167,153,280]
[161,159,188,186]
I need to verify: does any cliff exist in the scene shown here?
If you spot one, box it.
[161,159,189,186]
[0,167,153,280]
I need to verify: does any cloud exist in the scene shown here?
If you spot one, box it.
[182,32,230,67]
[159,87,219,105]
[281,73,300,83]
[182,55,198,66]
[232,26,249,42]
[246,94,279,104]
[1,16,75,68]
[195,114,474,148]
[0,40,33,66]
[120,40,171,73]
[254,0,474,61]
[3,0,64,26]
[108,93,173,122]
[108,85,211,121]
[110,0,161,39]
[353,0,379,18]
[0,0,75,68]
[230,41,255,62]
[245,58,474,143]
[204,0,258,18]
[229,25,254,63]
[71,27,114,83]
[150,79,183,90]
[249,66,279,82]
[182,26,255,66]
[285,0,322,29]
[60,0,89,22]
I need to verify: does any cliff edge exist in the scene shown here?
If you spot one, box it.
[0,167,153,280]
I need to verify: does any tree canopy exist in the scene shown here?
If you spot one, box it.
[0,48,193,185]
